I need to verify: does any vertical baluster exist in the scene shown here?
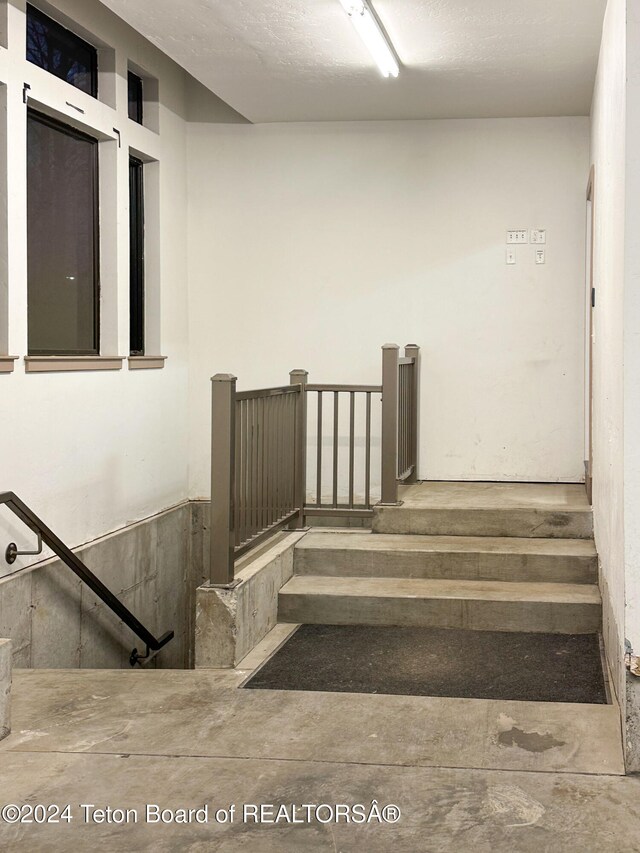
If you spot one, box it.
[260,397,265,532]
[316,392,323,506]
[288,393,294,512]
[252,397,258,539]
[365,391,371,508]
[400,367,405,475]
[242,399,248,544]
[265,397,278,527]
[271,397,282,523]
[332,391,339,508]
[280,394,286,518]
[235,399,241,546]
[348,391,355,508]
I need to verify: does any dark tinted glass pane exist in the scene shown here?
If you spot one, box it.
[26,5,97,97]
[128,71,143,124]
[129,157,145,355]
[27,111,99,355]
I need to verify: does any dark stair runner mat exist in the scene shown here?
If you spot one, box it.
[244,624,608,704]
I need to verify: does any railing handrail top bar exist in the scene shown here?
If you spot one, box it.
[235,385,301,401]
[398,357,416,366]
[305,383,382,393]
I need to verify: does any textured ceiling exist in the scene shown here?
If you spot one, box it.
[100,0,607,122]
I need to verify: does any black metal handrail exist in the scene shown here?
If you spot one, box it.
[0,491,174,666]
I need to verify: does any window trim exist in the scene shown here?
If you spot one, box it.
[26,4,99,99]
[27,108,101,357]
[129,154,145,356]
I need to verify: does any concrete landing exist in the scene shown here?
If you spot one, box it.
[0,752,638,852]
[374,482,593,538]
[295,531,597,583]
[0,660,629,850]
[0,668,624,776]
[279,575,602,633]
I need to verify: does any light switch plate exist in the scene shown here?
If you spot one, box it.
[507,230,528,244]
[506,249,516,265]
[535,249,545,264]
[531,229,546,244]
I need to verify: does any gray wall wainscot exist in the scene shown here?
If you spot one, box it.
[0,502,208,670]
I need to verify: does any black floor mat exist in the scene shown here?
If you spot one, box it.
[244,624,608,704]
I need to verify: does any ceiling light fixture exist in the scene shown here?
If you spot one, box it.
[339,0,399,78]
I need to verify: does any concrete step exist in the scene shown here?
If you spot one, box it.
[373,482,593,539]
[295,531,597,584]
[278,575,602,634]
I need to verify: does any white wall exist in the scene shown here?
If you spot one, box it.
[0,0,191,574]
[624,2,640,658]
[590,0,626,703]
[187,117,590,498]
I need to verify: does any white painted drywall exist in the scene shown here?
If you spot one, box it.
[589,0,626,703]
[0,0,191,575]
[186,117,590,497]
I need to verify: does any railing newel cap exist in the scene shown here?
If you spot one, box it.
[382,342,400,350]
[211,373,237,382]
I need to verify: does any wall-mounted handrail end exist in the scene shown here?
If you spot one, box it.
[5,531,43,565]
[129,629,174,667]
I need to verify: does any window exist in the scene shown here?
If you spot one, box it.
[129,156,145,355]
[27,110,99,355]
[128,71,143,124]
[26,5,98,98]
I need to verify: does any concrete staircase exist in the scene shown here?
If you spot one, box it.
[279,483,602,635]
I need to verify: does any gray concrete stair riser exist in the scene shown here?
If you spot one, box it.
[372,507,594,539]
[278,592,601,634]
[294,546,597,584]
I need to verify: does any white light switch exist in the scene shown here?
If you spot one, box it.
[506,249,516,265]
[531,229,546,244]
[507,230,528,244]
[535,249,545,264]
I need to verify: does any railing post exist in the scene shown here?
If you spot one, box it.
[290,369,309,528]
[380,343,400,505]
[210,373,237,586]
[404,344,420,484]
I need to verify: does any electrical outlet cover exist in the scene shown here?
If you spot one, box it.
[506,249,516,264]
[535,249,545,264]
[531,229,546,244]
[507,230,528,244]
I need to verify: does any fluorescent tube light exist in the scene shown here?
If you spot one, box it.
[339,0,399,78]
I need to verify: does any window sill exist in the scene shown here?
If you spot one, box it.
[128,356,167,370]
[25,356,124,373]
[0,357,18,374]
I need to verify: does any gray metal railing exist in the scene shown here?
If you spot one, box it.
[304,382,382,518]
[210,375,305,585]
[209,343,419,585]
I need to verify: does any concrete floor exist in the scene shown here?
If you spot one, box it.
[0,633,633,852]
